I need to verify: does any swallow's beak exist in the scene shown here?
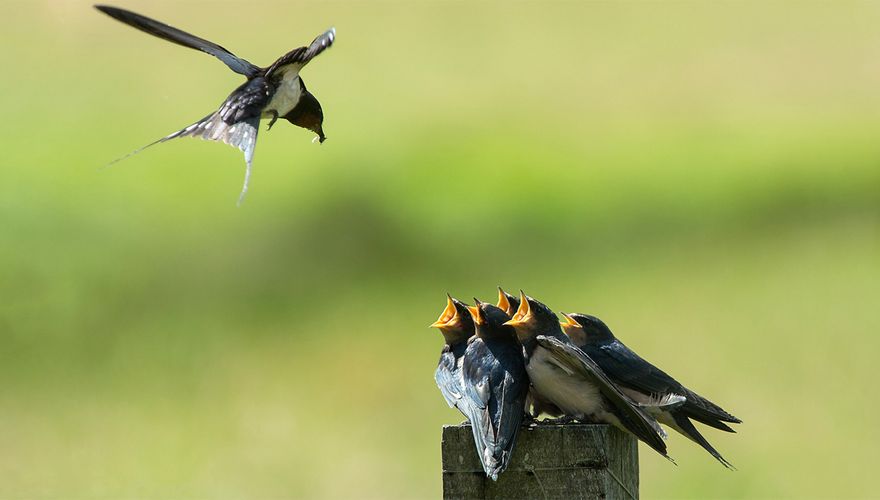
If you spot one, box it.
[503,291,531,327]
[560,312,579,331]
[467,305,485,326]
[430,294,458,328]
[496,287,512,315]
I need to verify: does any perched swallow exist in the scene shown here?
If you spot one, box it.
[561,313,741,468]
[95,5,335,203]
[460,300,529,480]
[496,287,563,419]
[430,295,476,417]
[504,292,676,461]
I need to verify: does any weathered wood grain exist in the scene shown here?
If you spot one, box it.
[442,423,638,499]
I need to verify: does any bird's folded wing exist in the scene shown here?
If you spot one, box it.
[95,5,261,77]
[593,341,682,396]
[435,357,465,411]
[489,368,527,471]
[462,351,491,426]
[535,335,669,455]
[679,387,741,430]
[461,344,499,476]
[597,342,741,427]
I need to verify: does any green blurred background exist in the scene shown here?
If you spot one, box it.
[2,1,879,498]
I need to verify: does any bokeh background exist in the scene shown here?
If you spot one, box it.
[2,1,879,498]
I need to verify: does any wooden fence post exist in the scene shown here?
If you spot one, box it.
[441,423,639,499]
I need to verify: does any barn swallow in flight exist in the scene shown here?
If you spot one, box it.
[461,300,529,480]
[430,295,476,418]
[561,313,741,468]
[504,292,679,461]
[95,5,335,203]
[496,287,563,419]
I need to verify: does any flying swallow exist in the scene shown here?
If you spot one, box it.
[430,295,476,418]
[504,292,677,461]
[561,313,741,468]
[496,287,563,419]
[460,300,529,480]
[95,5,335,203]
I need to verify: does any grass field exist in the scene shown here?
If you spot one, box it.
[2,1,879,497]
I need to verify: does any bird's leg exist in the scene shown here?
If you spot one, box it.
[266,110,279,131]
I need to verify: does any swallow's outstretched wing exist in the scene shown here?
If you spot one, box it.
[265,28,336,78]
[95,5,261,77]
[105,78,269,204]
[535,335,673,461]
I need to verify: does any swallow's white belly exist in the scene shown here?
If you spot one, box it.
[264,70,302,117]
[527,346,604,418]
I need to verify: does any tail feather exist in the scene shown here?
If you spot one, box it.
[99,113,211,170]
[672,412,736,469]
[674,387,738,432]
[100,112,259,204]
[692,416,737,433]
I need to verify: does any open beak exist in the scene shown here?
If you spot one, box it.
[560,312,580,331]
[503,291,531,327]
[467,304,485,326]
[430,294,458,328]
[496,287,512,315]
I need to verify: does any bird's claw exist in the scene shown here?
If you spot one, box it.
[266,111,279,131]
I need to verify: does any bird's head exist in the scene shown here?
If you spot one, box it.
[430,294,474,345]
[287,88,326,143]
[467,300,516,340]
[503,291,561,342]
[561,313,615,344]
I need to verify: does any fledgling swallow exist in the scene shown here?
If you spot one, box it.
[95,5,335,203]
[460,300,529,481]
[504,292,676,461]
[496,287,563,419]
[430,295,475,418]
[561,313,741,468]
